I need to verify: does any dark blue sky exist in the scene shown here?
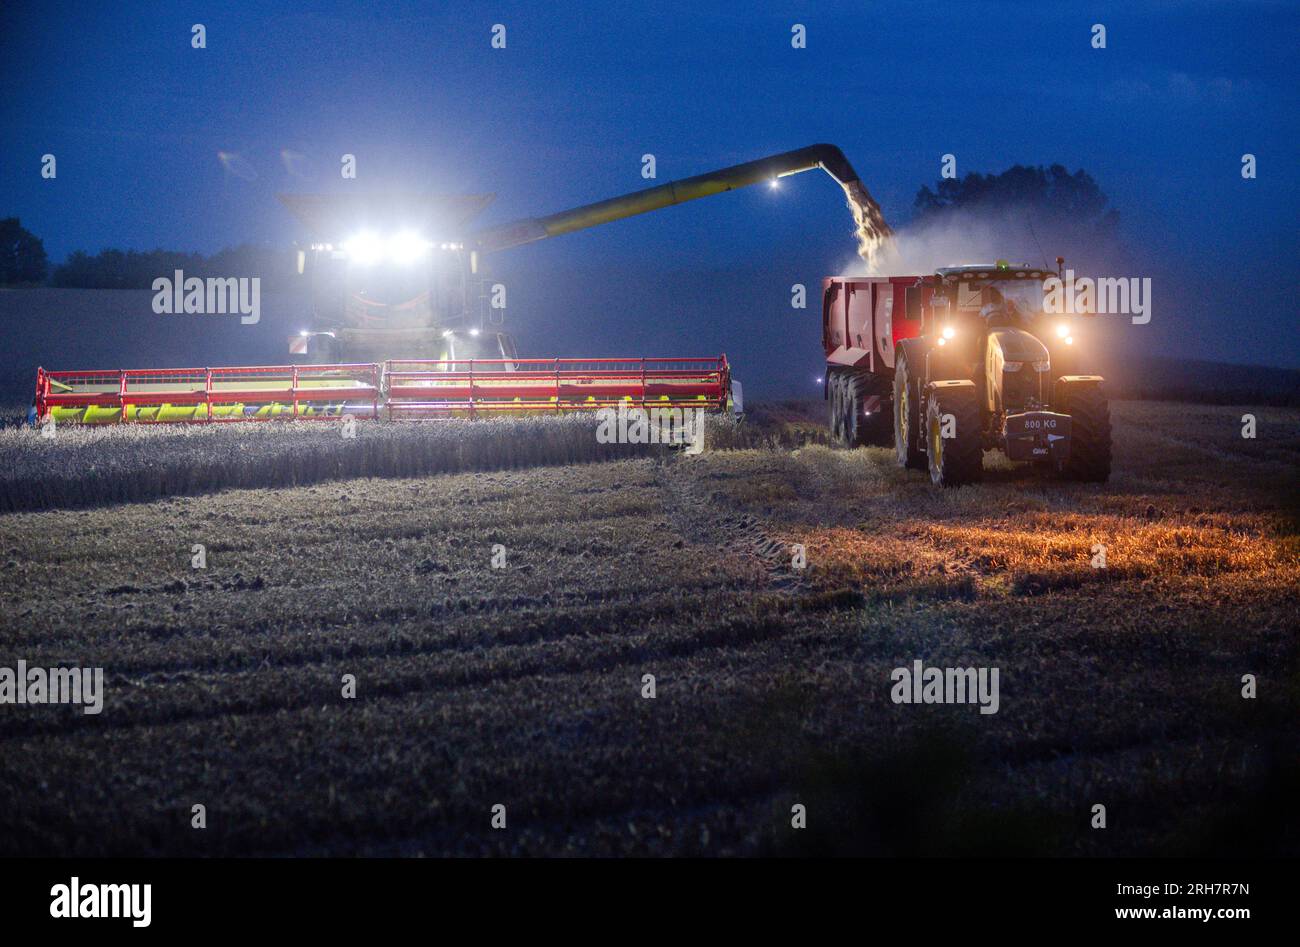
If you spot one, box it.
[2,0,1297,372]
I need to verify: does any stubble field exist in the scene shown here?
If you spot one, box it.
[1,400,1296,856]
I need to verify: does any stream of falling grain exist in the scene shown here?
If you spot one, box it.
[841,180,895,272]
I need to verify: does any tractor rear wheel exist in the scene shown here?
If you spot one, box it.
[925,383,984,487]
[893,343,926,469]
[1056,381,1112,482]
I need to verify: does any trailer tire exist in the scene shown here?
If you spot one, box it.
[828,374,845,445]
[845,370,892,447]
[1056,381,1111,482]
[925,383,984,487]
[893,343,926,470]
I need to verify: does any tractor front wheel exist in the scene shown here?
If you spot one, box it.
[925,383,984,487]
[1056,381,1112,482]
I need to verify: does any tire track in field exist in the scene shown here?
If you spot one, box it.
[23,582,751,680]
[0,602,853,740]
[651,455,809,594]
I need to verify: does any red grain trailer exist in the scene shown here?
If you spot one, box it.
[821,275,931,446]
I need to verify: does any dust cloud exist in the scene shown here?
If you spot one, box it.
[839,205,1070,278]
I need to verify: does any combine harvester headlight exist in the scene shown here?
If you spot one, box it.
[343,231,383,266]
[387,231,431,264]
[338,231,452,264]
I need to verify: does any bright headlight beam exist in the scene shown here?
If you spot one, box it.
[1055,323,1071,339]
[388,231,430,265]
[343,231,382,266]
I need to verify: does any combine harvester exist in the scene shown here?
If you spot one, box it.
[35,145,886,425]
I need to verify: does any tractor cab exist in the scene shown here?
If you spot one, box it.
[925,262,1058,416]
[893,259,1110,487]
[926,262,1052,328]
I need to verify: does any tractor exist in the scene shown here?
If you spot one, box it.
[891,261,1111,486]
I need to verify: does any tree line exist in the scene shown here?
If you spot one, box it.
[914,163,1118,235]
[0,219,296,289]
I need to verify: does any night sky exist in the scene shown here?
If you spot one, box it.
[1,0,1297,382]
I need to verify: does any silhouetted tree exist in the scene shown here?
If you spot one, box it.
[914,165,1119,235]
[0,218,49,284]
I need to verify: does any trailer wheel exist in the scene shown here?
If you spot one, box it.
[1056,381,1111,482]
[845,370,892,447]
[893,343,926,469]
[828,374,845,445]
[925,383,983,487]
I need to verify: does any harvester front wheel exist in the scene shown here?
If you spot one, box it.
[1056,381,1112,482]
[925,382,984,488]
[893,343,926,470]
